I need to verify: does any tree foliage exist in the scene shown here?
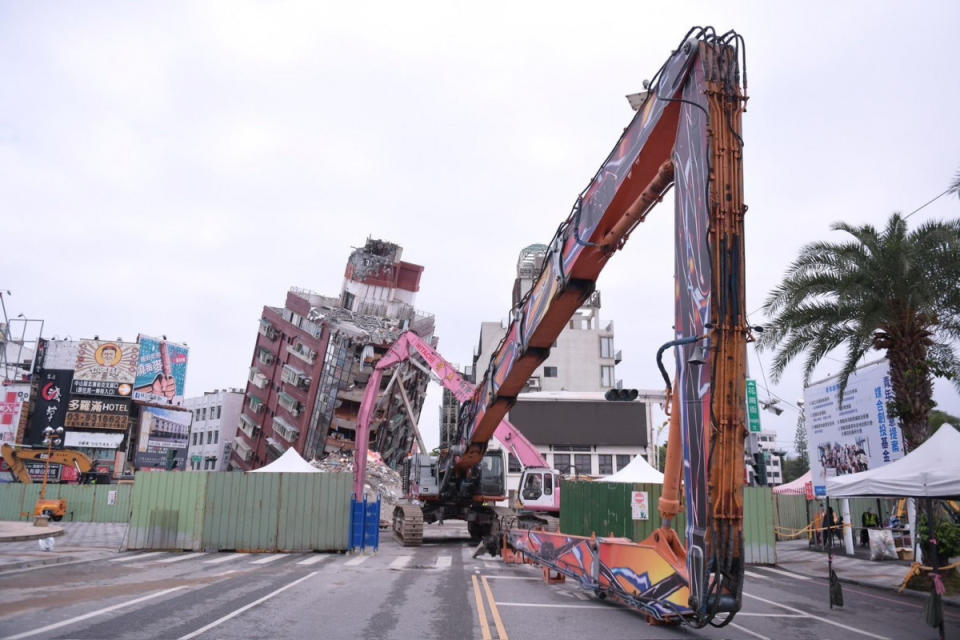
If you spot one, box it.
[759,213,960,452]
[793,412,809,467]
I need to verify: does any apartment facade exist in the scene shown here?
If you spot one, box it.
[185,389,243,471]
[230,238,435,471]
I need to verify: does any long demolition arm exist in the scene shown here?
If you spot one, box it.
[466,27,749,626]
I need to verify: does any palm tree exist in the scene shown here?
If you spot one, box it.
[759,213,960,452]
[951,169,960,200]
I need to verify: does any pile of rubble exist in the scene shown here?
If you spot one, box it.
[311,451,404,521]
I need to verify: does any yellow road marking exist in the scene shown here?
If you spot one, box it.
[481,576,509,640]
[471,575,492,640]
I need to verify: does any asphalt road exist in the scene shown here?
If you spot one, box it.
[0,525,957,640]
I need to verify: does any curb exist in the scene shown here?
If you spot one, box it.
[776,565,960,609]
[0,529,66,543]
[0,553,82,573]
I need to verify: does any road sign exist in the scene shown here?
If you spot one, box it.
[746,379,761,433]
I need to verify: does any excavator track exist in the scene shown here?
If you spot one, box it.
[393,503,424,546]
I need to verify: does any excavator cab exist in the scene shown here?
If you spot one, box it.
[474,449,505,500]
[517,466,560,511]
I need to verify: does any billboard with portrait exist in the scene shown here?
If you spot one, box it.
[805,359,905,497]
[135,405,190,469]
[72,340,139,398]
[133,336,189,406]
[0,384,30,445]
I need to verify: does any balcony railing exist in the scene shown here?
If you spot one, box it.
[277,391,302,417]
[287,343,317,365]
[249,396,265,413]
[233,438,253,461]
[272,415,300,443]
[258,319,278,341]
[239,414,259,439]
[249,367,269,390]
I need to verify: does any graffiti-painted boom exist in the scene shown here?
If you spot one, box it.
[454,26,749,628]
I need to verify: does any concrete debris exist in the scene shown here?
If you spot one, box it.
[311,451,404,523]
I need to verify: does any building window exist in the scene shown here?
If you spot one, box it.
[216,406,222,420]
[553,453,571,475]
[342,291,355,310]
[600,336,614,359]
[544,366,558,378]
[600,365,615,387]
[207,431,213,444]
[213,431,219,445]
[616,454,633,471]
[573,454,591,476]
[508,453,522,473]
[201,407,207,420]
[191,432,197,445]
[598,454,613,475]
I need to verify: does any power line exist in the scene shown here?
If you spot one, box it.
[904,187,952,220]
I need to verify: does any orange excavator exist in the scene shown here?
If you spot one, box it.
[461,27,748,628]
[1,443,103,520]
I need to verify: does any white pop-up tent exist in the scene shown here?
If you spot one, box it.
[249,447,321,473]
[598,454,664,484]
[827,425,960,498]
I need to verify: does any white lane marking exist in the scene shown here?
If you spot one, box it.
[249,554,285,565]
[573,592,589,601]
[494,602,606,609]
[0,587,185,640]
[204,553,246,565]
[729,622,771,640]
[296,555,331,566]
[743,592,890,639]
[176,571,317,640]
[157,553,207,564]
[744,570,771,580]
[755,567,811,581]
[482,576,540,581]
[212,570,238,577]
[435,555,452,570]
[110,551,165,563]
[344,555,369,566]
[389,556,411,570]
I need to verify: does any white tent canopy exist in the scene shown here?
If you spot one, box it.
[827,425,960,498]
[598,454,664,484]
[249,447,320,473]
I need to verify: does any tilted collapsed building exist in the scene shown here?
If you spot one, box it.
[230,239,436,471]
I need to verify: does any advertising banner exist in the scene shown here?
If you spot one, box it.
[0,384,30,445]
[805,359,904,497]
[135,406,190,469]
[133,336,189,406]
[25,461,61,483]
[64,398,131,431]
[64,431,124,449]
[27,369,73,446]
[72,340,140,398]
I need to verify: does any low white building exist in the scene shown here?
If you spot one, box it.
[487,390,665,504]
[185,388,243,471]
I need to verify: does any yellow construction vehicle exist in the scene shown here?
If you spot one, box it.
[1,443,101,520]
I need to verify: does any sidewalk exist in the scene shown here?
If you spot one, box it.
[776,539,960,607]
[0,521,127,572]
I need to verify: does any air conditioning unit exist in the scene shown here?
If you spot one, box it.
[527,377,541,390]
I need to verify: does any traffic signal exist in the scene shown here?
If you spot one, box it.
[752,452,767,486]
[605,388,639,401]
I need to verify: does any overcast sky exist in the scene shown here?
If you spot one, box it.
[2,2,958,453]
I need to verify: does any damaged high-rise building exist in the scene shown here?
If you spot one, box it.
[230,238,436,471]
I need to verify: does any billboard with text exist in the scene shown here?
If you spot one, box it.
[0,384,30,445]
[805,359,904,497]
[135,405,190,469]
